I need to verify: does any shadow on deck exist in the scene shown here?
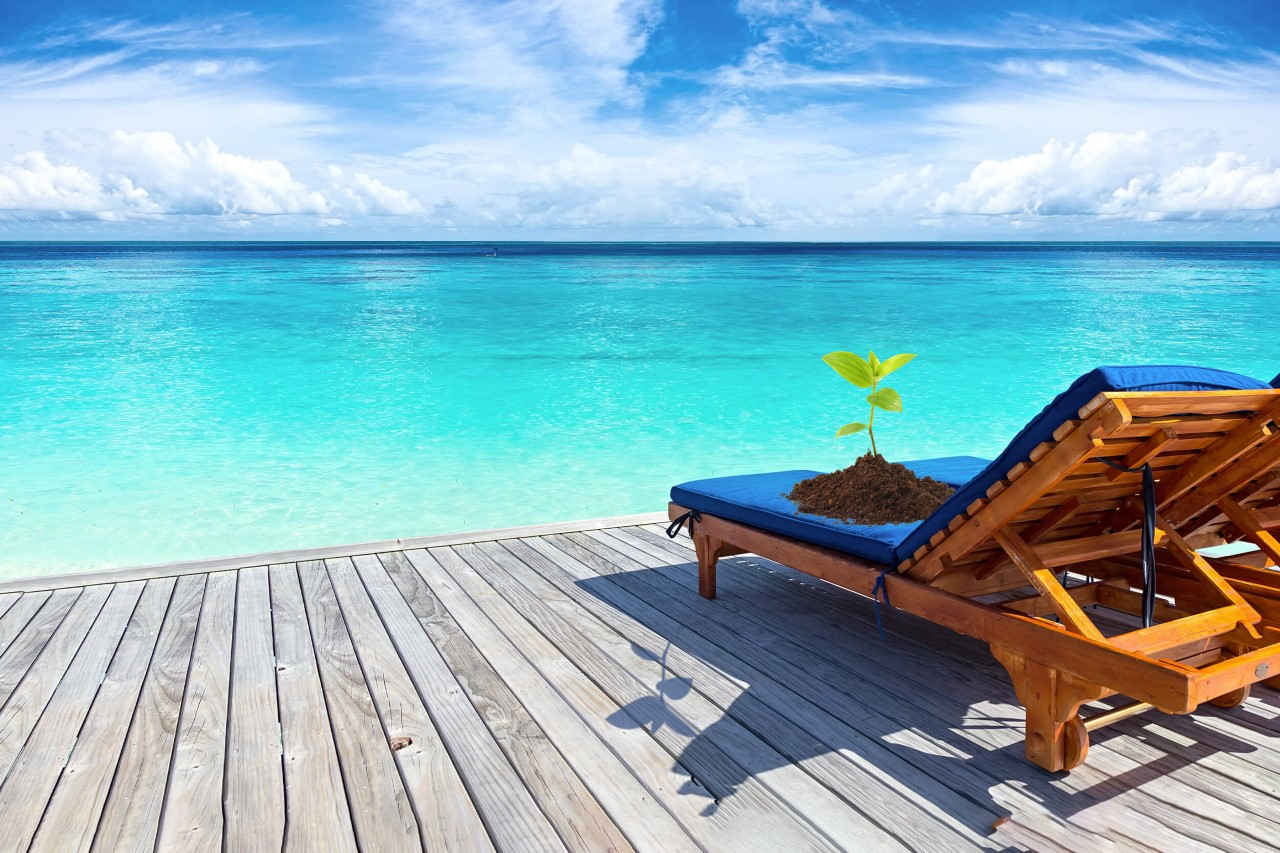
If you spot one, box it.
[577,547,1280,849]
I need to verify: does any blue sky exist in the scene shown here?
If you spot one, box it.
[2,0,1279,239]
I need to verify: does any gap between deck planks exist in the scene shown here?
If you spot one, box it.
[0,515,1279,852]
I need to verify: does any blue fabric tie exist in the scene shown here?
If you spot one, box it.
[666,509,701,539]
[872,568,893,641]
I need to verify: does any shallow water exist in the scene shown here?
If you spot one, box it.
[2,242,1277,576]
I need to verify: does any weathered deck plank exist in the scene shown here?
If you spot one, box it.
[0,581,145,850]
[385,548,680,853]
[357,549,567,852]
[300,559,422,851]
[157,570,236,852]
[0,584,113,781]
[0,588,80,706]
[223,565,284,853]
[29,578,175,853]
[269,562,359,852]
[92,573,204,853]
[0,517,1278,852]
[433,542,871,851]
[0,590,40,656]
[331,555,494,851]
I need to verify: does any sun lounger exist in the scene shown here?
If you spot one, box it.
[669,366,1280,771]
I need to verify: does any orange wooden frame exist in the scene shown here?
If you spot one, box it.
[672,388,1280,772]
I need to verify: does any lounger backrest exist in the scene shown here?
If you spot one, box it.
[895,366,1271,564]
[901,372,1280,585]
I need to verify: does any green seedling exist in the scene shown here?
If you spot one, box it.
[821,349,916,457]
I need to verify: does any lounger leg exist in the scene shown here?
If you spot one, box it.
[1209,685,1252,708]
[1211,645,1256,707]
[693,532,722,599]
[992,644,1103,772]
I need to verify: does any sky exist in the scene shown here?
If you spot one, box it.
[2,0,1280,240]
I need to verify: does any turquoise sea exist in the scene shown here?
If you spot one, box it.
[2,242,1277,578]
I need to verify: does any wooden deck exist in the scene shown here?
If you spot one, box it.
[2,516,1280,851]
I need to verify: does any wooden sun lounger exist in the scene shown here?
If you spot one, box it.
[670,388,1280,772]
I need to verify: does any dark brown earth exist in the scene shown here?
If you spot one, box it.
[788,452,955,524]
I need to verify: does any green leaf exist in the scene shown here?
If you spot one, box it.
[876,352,916,379]
[867,350,880,375]
[867,387,902,412]
[835,421,867,437]
[822,351,874,388]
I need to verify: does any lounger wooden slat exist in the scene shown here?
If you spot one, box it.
[1219,498,1280,564]
[673,382,1280,772]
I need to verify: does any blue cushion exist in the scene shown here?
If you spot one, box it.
[1272,373,1279,388]
[672,365,1270,566]
[671,457,990,565]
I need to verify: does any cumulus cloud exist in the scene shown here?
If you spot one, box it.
[933,131,1280,220]
[1154,154,1280,216]
[104,131,329,215]
[326,166,424,215]
[0,131,422,222]
[0,151,150,219]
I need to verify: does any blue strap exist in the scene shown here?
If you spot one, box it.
[872,568,893,641]
[666,509,701,539]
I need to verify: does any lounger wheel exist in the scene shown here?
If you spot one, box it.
[1209,684,1251,709]
[1062,715,1089,771]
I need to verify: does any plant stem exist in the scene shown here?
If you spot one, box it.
[868,378,877,456]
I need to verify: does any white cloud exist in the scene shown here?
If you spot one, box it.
[4,123,1278,232]
[0,131,423,222]
[103,131,329,215]
[933,131,1280,220]
[395,139,774,229]
[995,59,1075,78]
[925,47,1280,166]
[859,165,940,213]
[714,58,930,90]
[1154,153,1280,216]
[39,15,331,52]
[0,151,150,219]
[326,166,424,215]
[380,0,662,117]
[0,15,334,166]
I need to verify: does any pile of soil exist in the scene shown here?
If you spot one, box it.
[788,453,955,524]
